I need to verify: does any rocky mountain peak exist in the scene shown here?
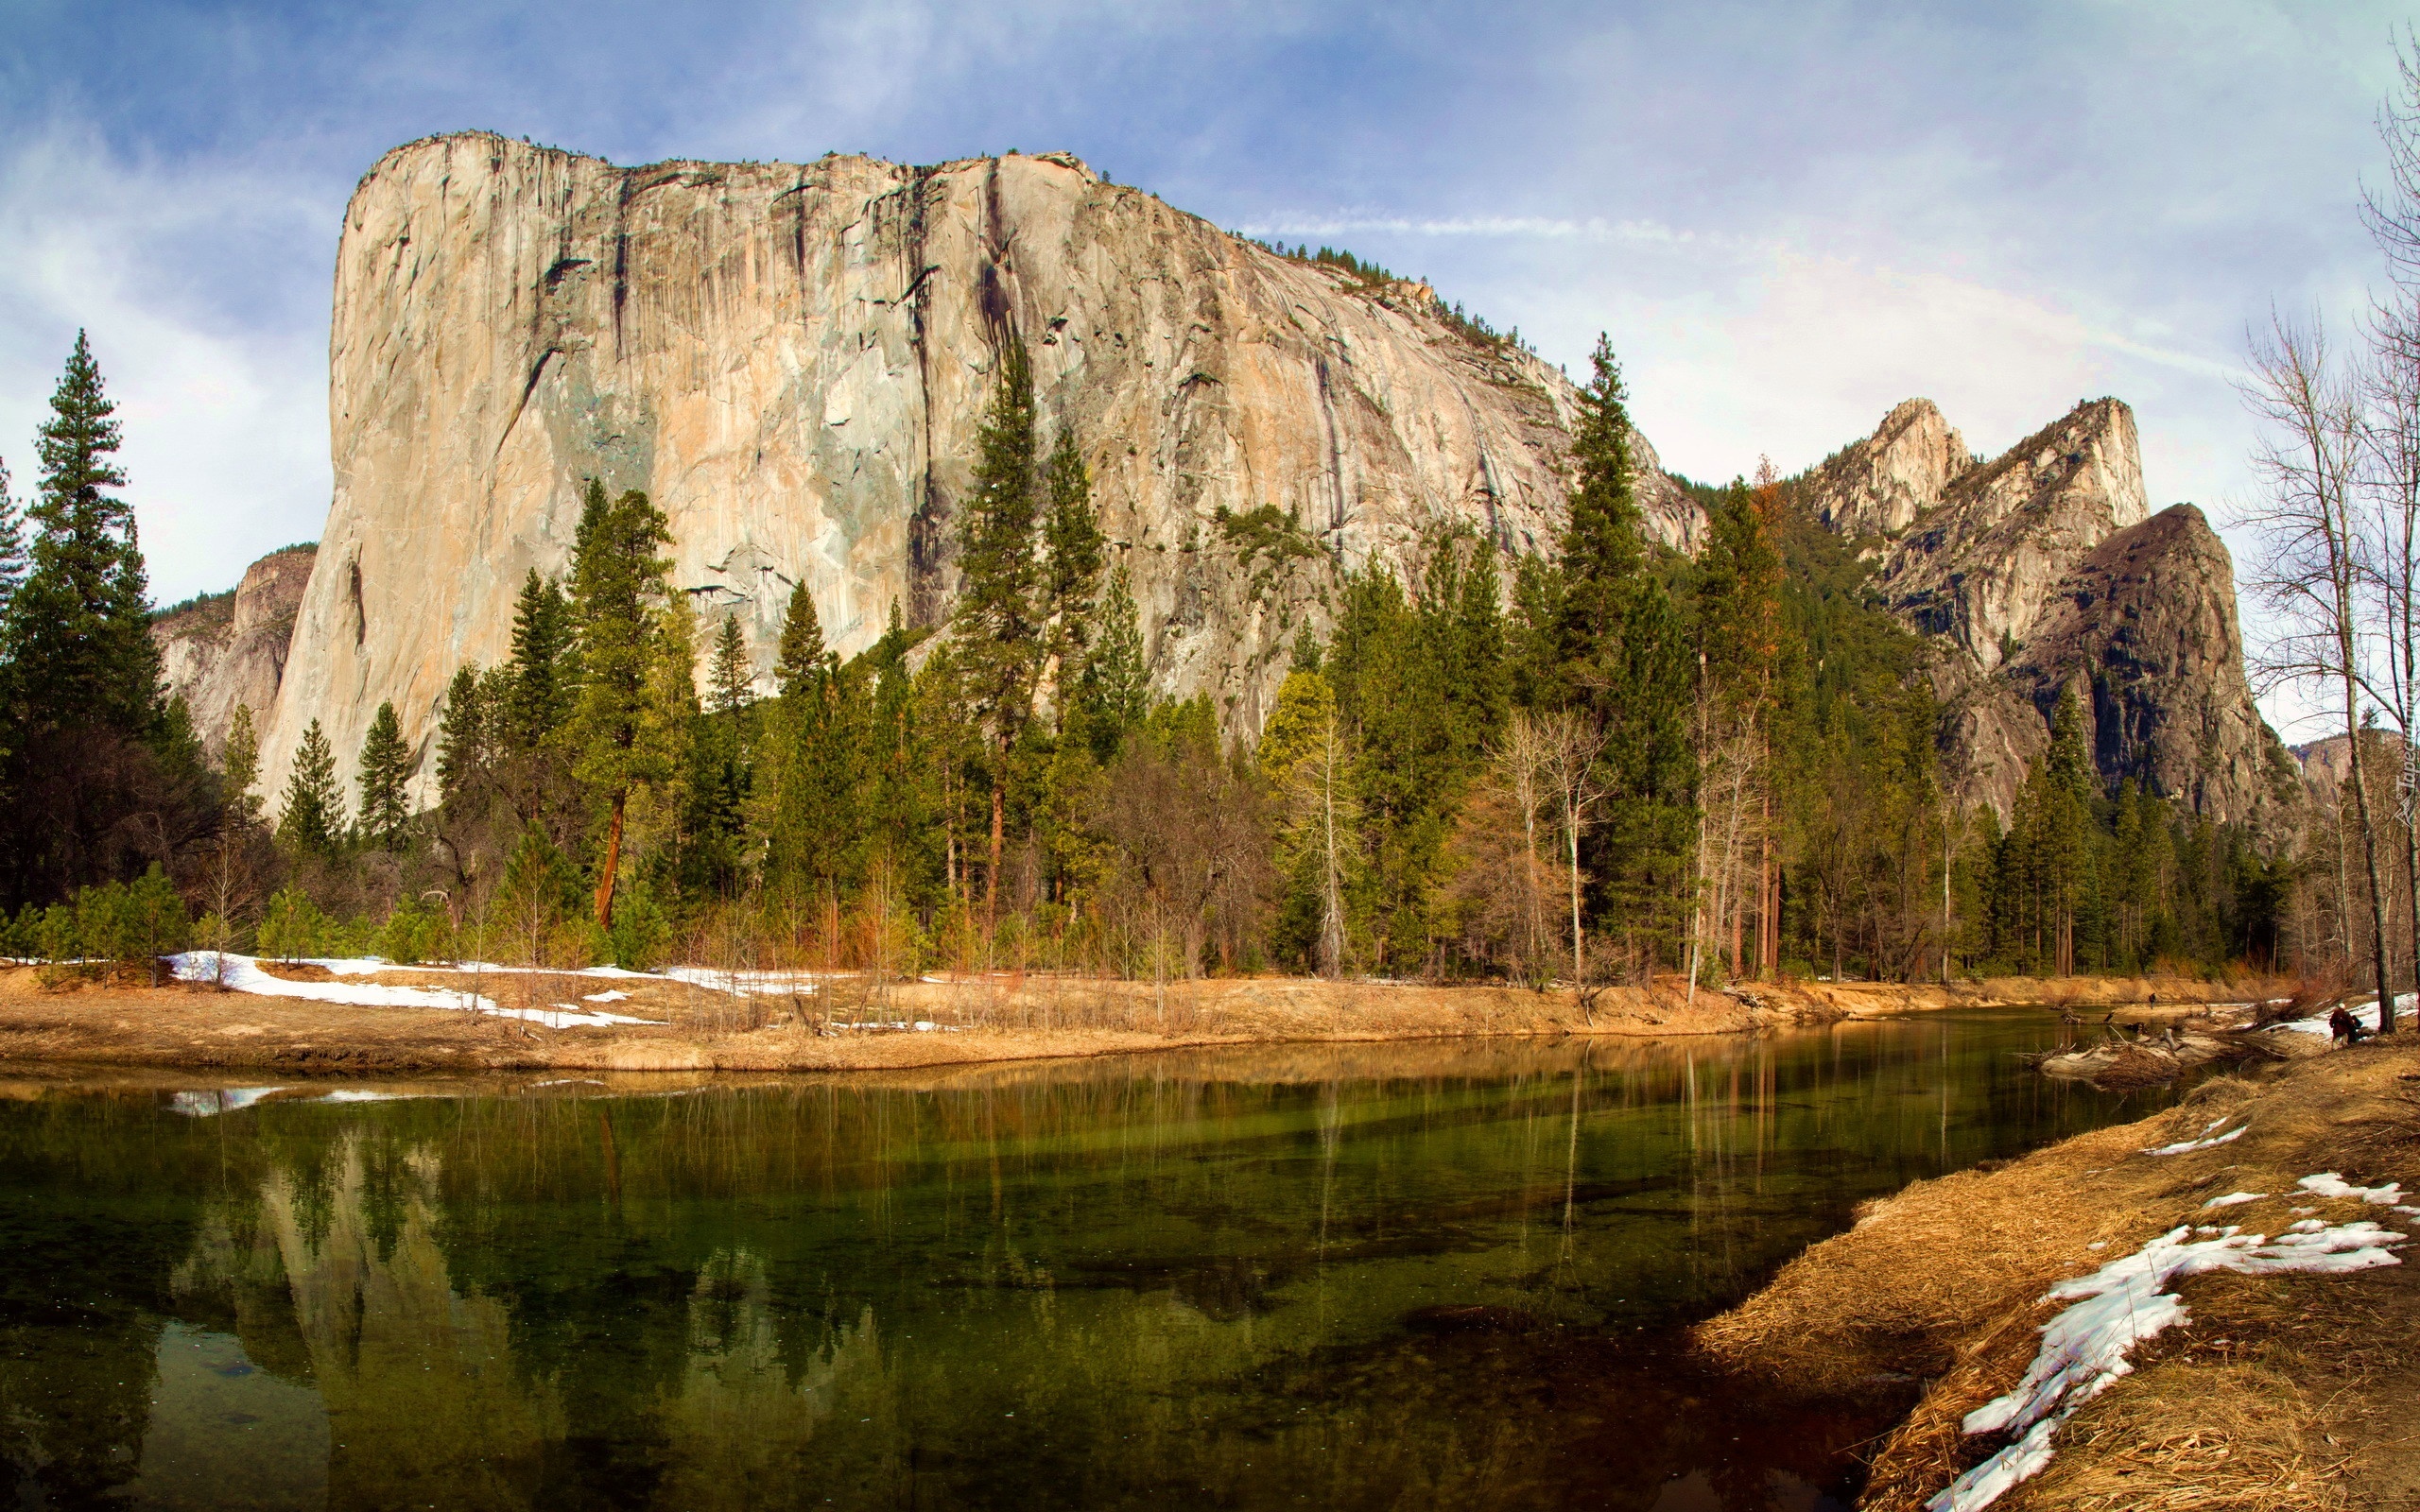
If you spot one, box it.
[1802,397,1973,538]
[1876,396,2148,674]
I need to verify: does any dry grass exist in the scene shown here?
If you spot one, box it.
[1696,1042,2420,1510]
[2021,1363,2350,1512]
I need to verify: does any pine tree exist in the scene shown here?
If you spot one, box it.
[7,332,161,735]
[774,581,828,699]
[0,456,24,620]
[356,700,413,850]
[1553,334,1644,675]
[278,719,344,856]
[223,702,261,819]
[504,569,575,748]
[435,665,492,803]
[954,339,1045,913]
[566,478,674,927]
[1042,427,1105,666]
[708,613,754,716]
[1075,565,1149,761]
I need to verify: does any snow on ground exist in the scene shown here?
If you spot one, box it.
[661,967,820,998]
[168,953,662,1029]
[2298,1172,2405,1205]
[2200,1191,2267,1210]
[2143,1115,2248,1156]
[582,989,630,1003]
[1927,1199,2409,1512]
[2267,991,2417,1039]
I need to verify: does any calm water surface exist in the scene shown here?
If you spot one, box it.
[0,1010,2178,1510]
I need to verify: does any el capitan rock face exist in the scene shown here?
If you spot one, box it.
[260,132,1699,801]
[220,131,2275,830]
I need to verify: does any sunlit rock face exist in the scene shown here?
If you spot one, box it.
[1799,397,1974,539]
[256,132,1711,801]
[1802,398,2278,823]
[152,544,317,760]
[1942,506,2291,824]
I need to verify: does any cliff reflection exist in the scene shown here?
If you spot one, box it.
[1,1016,2169,1510]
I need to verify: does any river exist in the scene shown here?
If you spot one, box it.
[0,1008,2178,1510]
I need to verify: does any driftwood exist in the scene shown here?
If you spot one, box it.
[2030,1029,2269,1090]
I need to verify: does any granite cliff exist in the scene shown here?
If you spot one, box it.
[256,132,1701,804]
[1801,399,2285,823]
[152,544,317,760]
[200,130,2277,830]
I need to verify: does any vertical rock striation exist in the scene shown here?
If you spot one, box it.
[264,133,1689,801]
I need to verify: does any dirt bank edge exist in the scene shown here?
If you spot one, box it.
[1695,1033,2420,1510]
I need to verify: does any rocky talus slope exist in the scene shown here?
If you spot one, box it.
[152,544,317,759]
[1801,399,2285,822]
[257,132,1700,802]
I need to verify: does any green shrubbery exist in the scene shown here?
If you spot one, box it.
[0,865,188,976]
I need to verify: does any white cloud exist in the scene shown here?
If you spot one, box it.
[0,125,334,606]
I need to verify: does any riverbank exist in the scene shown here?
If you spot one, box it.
[1696,1030,2420,1510]
[0,961,2288,1074]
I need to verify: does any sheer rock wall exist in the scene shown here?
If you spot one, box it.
[261,133,1685,802]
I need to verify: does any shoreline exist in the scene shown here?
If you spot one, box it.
[0,963,2288,1075]
[1695,1030,2420,1509]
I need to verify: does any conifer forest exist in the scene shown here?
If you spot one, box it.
[0,316,2364,994]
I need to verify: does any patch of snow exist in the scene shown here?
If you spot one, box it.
[1928,1211,2407,1512]
[2142,1124,2247,1157]
[2297,1172,2404,1205]
[582,989,631,1003]
[663,967,818,998]
[169,952,663,1030]
[167,1087,287,1118]
[2201,1191,2266,1210]
[2266,992,2416,1039]
[2084,1241,2106,1250]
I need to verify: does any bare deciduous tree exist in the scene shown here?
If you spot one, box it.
[2240,312,2398,1029]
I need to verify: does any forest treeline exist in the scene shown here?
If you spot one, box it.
[0,324,2299,988]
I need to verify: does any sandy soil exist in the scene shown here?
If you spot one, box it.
[1697,1031,2420,1510]
[0,963,2285,1075]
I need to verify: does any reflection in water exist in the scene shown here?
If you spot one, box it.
[0,1014,2174,1509]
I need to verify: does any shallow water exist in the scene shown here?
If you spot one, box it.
[0,1010,2177,1510]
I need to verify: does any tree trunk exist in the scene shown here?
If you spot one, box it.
[2344,715,2399,1031]
[594,789,627,930]
[988,738,1007,927]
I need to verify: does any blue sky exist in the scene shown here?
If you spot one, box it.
[0,1,2405,734]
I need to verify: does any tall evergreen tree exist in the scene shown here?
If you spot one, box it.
[0,457,24,621]
[356,700,413,850]
[1074,566,1149,761]
[7,332,160,735]
[566,479,674,928]
[222,703,262,820]
[1553,335,1645,676]
[1042,428,1105,667]
[504,570,575,748]
[774,581,828,699]
[708,613,754,717]
[953,339,1046,912]
[435,665,493,804]
[278,719,344,856]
